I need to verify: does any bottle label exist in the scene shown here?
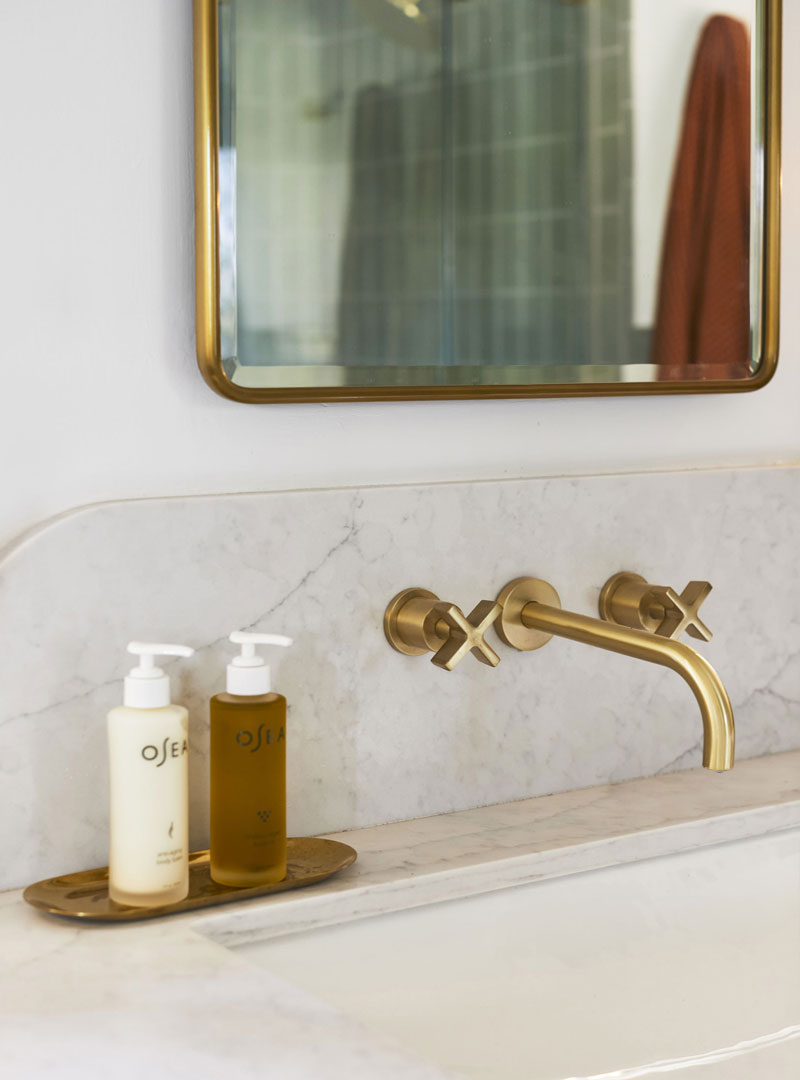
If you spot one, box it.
[140,737,189,766]
[235,725,285,752]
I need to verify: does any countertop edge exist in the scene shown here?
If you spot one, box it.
[195,750,800,945]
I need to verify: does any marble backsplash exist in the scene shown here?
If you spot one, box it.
[2,466,800,891]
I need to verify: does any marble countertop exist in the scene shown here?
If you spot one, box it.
[3,751,800,1079]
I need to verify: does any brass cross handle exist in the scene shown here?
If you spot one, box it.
[599,572,713,642]
[384,588,502,671]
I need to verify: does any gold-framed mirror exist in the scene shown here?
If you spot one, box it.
[193,0,781,403]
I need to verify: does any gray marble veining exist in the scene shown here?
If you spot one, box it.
[1,466,800,889]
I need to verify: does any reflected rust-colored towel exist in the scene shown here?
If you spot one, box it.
[652,15,750,380]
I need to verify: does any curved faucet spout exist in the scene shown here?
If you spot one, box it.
[519,602,735,771]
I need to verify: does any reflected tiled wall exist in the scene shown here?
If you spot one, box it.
[232,0,634,375]
[451,0,633,369]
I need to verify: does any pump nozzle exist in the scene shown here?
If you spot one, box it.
[124,642,195,708]
[227,632,293,695]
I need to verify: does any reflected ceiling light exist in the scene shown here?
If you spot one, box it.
[351,0,440,53]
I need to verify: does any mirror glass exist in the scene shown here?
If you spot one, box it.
[214,0,771,395]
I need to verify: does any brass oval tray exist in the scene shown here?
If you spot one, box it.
[23,837,357,922]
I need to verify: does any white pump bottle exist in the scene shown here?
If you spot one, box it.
[107,642,194,907]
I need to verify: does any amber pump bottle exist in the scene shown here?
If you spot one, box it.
[209,631,293,887]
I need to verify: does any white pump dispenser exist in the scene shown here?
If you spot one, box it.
[108,640,195,907]
[124,642,195,708]
[227,632,293,696]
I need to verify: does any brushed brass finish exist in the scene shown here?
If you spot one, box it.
[23,838,357,923]
[193,0,223,398]
[763,0,782,384]
[599,572,713,642]
[384,588,441,656]
[496,577,735,772]
[383,588,502,670]
[431,600,502,670]
[494,577,562,652]
[192,0,781,403]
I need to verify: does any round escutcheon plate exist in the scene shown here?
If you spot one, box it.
[495,577,562,652]
[598,571,648,625]
[383,588,439,655]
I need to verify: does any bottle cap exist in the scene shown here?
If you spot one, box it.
[227,631,293,696]
[123,642,194,708]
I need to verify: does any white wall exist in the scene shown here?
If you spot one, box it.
[1,1,799,552]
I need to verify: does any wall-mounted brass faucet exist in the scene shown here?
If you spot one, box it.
[384,573,735,772]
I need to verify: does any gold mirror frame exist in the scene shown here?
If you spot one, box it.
[193,0,781,404]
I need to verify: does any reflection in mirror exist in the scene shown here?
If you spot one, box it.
[641,7,754,382]
[199,0,778,399]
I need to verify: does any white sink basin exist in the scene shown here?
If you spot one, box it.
[233,830,800,1080]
